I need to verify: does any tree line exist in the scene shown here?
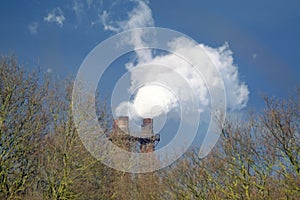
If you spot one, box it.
[0,56,299,199]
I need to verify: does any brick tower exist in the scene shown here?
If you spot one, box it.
[109,116,160,153]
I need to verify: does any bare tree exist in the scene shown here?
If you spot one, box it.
[0,56,48,199]
[1,55,299,199]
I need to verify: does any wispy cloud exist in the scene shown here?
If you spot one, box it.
[44,7,65,27]
[86,0,94,8]
[72,0,85,21]
[46,68,52,73]
[101,10,120,32]
[101,0,153,32]
[71,0,104,28]
[101,0,154,63]
[28,22,38,35]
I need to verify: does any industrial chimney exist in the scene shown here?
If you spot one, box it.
[141,118,153,137]
[113,116,129,133]
[109,116,159,153]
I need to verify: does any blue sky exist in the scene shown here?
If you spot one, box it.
[1,0,299,111]
[1,0,300,160]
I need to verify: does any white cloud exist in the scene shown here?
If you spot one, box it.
[202,43,249,110]
[28,22,38,35]
[101,0,154,63]
[106,0,249,119]
[116,84,179,119]
[73,0,85,21]
[101,0,153,31]
[86,0,94,8]
[117,40,249,118]
[44,7,65,27]
[101,10,120,32]
[46,68,52,73]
